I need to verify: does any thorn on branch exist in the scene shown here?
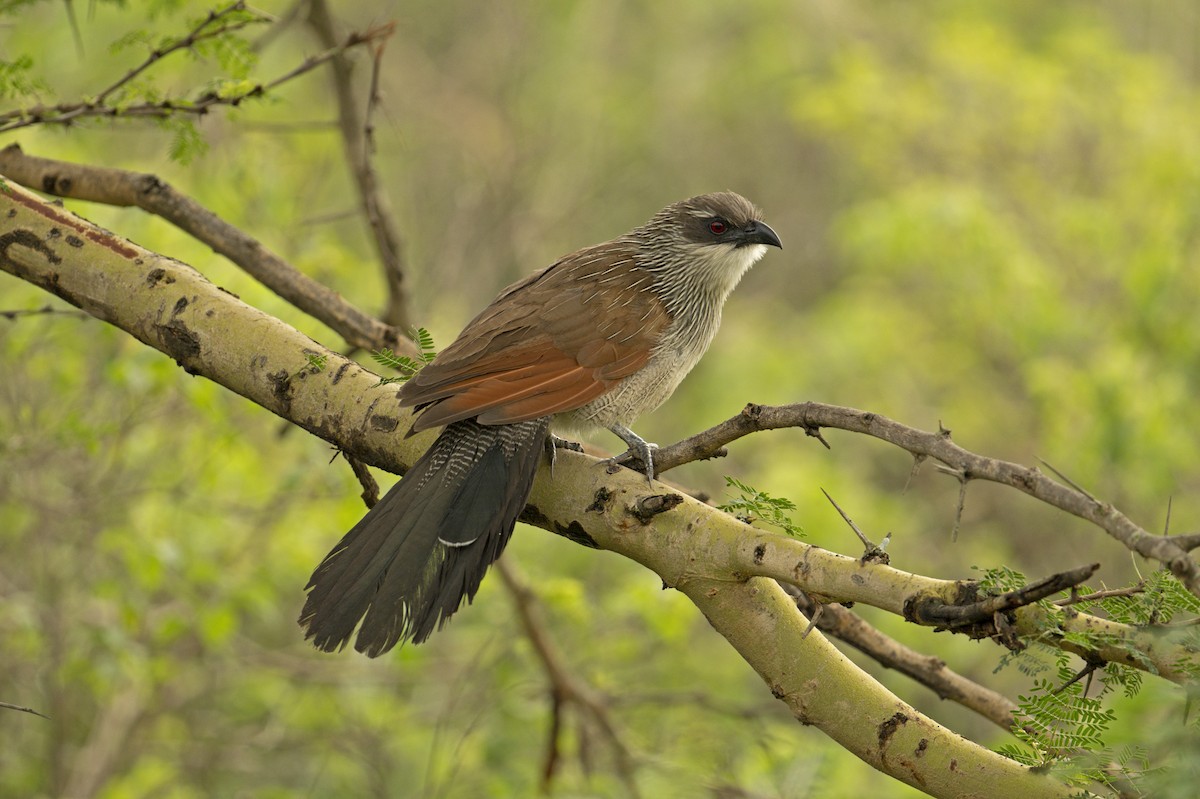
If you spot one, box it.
[903,453,926,493]
[1037,457,1100,504]
[933,465,971,542]
[820,488,890,564]
[805,425,831,449]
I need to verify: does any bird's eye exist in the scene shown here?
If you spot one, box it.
[709,219,727,235]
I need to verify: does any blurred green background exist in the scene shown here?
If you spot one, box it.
[3,1,1199,796]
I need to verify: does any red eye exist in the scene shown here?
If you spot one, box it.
[709,220,727,235]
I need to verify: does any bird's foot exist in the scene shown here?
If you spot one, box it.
[604,425,658,486]
[544,434,584,476]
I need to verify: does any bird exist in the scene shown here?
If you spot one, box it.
[299,191,782,657]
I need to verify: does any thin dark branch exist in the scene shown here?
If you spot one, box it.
[0,700,48,719]
[915,564,1100,628]
[1054,661,1102,695]
[495,559,641,798]
[1055,582,1146,607]
[305,1,411,331]
[0,304,91,321]
[0,144,413,355]
[652,402,1200,595]
[0,22,394,133]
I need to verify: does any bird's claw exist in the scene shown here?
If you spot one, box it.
[601,442,659,486]
[545,434,584,476]
[602,425,659,486]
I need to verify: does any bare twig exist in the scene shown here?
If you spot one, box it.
[0,700,48,718]
[305,1,411,330]
[495,559,640,797]
[1055,582,1146,607]
[0,20,394,133]
[0,304,91,321]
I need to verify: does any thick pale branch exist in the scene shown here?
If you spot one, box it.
[519,473,1080,796]
[655,402,1200,596]
[0,173,429,475]
[0,144,412,355]
[731,523,1196,682]
[786,588,1023,734]
[695,577,1074,797]
[0,175,1079,798]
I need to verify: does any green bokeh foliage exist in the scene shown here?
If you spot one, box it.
[3,1,1198,796]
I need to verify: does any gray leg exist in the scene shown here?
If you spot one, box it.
[605,424,658,485]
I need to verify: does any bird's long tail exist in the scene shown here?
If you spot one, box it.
[299,417,550,657]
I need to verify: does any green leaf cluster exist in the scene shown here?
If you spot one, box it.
[718,476,806,539]
[372,328,438,385]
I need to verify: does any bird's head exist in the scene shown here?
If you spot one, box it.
[638,191,782,304]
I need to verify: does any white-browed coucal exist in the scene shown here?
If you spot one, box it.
[300,191,781,656]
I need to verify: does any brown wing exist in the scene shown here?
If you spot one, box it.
[399,241,670,433]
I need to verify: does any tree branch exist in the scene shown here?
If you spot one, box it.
[0,172,1085,799]
[915,564,1100,628]
[0,18,396,133]
[0,144,413,355]
[785,587,1024,734]
[94,2,266,107]
[655,402,1200,597]
[496,559,640,796]
[305,0,411,331]
[0,172,420,474]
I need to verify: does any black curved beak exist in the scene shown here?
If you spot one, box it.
[739,220,782,250]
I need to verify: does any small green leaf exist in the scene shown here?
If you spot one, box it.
[370,330,439,386]
[717,477,804,538]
